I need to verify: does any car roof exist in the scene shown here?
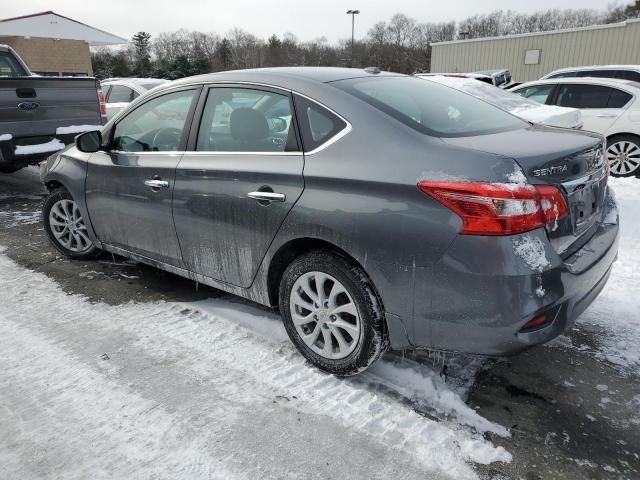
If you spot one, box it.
[544,65,640,77]
[168,67,403,90]
[515,77,640,92]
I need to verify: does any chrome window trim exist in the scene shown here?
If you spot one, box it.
[183,151,303,157]
[152,80,353,156]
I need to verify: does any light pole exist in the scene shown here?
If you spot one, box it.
[346,9,360,67]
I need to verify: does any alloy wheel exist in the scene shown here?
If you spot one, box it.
[289,271,362,360]
[48,199,93,253]
[607,141,640,176]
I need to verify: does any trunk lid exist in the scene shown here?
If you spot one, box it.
[442,125,607,256]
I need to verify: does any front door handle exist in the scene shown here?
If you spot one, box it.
[144,179,169,190]
[596,114,616,118]
[247,191,286,203]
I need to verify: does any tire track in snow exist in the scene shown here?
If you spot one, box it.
[0,249,510,479]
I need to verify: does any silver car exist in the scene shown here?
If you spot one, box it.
[100,78,169,120]
[41,67,619,375]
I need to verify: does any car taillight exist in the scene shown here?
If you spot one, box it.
[97,89,107,118]
[417,181,568,236]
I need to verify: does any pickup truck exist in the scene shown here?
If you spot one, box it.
[0,44,106,173]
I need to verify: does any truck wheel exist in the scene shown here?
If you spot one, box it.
[43,188,100,259]
[279,250,388,376]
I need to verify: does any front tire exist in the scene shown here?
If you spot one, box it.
[279,250,388,376]
[607,134,640,177]
[43,188,100,259]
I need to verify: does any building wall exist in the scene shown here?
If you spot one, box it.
[0,36,92,76]
[431,19,640,82]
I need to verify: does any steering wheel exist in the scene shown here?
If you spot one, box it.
[151,128,183,151]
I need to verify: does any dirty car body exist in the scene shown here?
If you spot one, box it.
[41,67,619,365]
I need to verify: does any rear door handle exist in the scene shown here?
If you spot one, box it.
[247,191,286,202]
[144,179,169,190]
[596,114,616,118]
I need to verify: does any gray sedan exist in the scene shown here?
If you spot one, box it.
[40,67,619,375]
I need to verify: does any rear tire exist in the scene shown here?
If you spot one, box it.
[43,188,100,260]
[606,134,640,177]
[279,250,388,376]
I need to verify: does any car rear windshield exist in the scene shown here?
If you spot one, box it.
[0,52,27,77]
[332,76,526,137]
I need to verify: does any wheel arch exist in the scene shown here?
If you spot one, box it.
[266,237,369,308]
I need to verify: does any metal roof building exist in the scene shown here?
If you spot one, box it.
[430,18,640,83]
[0,11,127,77]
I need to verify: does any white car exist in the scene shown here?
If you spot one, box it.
[541,65,640,83]
[100,78,170,120]
[512,77,640,177]
[416,74,583,129]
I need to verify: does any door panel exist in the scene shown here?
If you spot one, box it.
[173,86,304,288]
[554,83,622,134]
[85,87,199,266]
[173,154,304,286]
[86,152,184,266]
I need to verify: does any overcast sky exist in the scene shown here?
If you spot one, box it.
[2,0,623,43]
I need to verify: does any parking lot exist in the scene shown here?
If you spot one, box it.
[1,167,639,479]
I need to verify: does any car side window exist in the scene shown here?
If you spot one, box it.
[555,84,613,109]
[108,85,135,103]
[578,70,617,79]
[513,85,554,104]
[101,84,111,99]
[112,89,196,152]
[294,95,347,152]
[616,71,640,82]
[196,87,297,152]
[547,72,576,79]
[608,88,632,108]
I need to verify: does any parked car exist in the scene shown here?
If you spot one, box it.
[471,68,514,88]
[542,65,640,83]
[40,67,618,375]
[511,77,640,177]
[101,78,170,120]
[416,74,583,129]
[0,45,106,173]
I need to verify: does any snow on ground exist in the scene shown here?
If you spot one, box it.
[575,177,640,371]
[0,247,510,479]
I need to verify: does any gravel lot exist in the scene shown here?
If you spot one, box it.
[1,167,638,479]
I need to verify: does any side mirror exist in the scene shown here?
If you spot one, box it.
[75,130,102,153]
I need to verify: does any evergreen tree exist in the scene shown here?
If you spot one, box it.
[131,31,152,76]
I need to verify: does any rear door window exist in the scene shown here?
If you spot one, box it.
[616,70,640,82]
[294,95,348,151]
[196,87,297,152]
[555,84,613,109]
[108,85,136,103]
[578,70,618,79]
[607,88,632,108]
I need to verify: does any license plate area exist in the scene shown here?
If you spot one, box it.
[568,180,604,235]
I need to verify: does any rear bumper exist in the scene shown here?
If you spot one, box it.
[410,191,619,355]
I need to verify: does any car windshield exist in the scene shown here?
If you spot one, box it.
[333,76,526,137]
[423,76,542,112]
